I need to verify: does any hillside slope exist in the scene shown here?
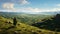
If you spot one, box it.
[0,16,60,34]
[0,12,53,25]
[32,14,60,32]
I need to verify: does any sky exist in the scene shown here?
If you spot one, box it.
[0,0,60,13]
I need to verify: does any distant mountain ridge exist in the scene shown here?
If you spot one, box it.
[0,11,60,15]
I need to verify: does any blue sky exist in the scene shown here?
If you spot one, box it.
[0,0,60,13]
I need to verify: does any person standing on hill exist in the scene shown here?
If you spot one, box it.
[13,17,17,26]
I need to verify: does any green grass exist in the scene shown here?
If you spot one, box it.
[0,16,60,34]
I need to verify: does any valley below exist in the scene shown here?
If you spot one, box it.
[0,12,60,34]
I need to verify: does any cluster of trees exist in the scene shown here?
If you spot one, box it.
[32,14,60,32]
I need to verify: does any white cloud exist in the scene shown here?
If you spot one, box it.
[22,7,40,12]
[42,8,60,12]
[0,10,13,12]
[19,0,29,5]
[3,3,14,9]
[1,7,60,12]
[56,4,60,6]
[1,0,29,5]
[2,0,29,10]
[21,7,60,12]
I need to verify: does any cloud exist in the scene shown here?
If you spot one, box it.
[0,0,29,5]
[20,7,60,12]
[3,3,14,9]
[1,0,29,10]
[1,7,60,12]
[42,8,60,12]
[56,4,60,6]
[19,0,29,5]
[21,7,40,12]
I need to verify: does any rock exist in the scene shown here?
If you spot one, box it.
[14,31,19,34]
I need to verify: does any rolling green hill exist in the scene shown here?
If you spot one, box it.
[0,16,60,34]
[32,14,60,32]
[0,12,53,25]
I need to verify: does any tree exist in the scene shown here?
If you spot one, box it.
[13,17,17,26]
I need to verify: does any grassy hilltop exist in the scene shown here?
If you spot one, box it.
[0,16,60,34]
[0,12,60,34]
[0,15,60,34]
